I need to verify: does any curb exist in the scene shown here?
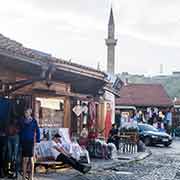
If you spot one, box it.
[133,150,152,162]
[101,150,152,170]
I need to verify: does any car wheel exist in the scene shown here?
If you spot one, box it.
[164,143,170,147]
[144,136,151,146]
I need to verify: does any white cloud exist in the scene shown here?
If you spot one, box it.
[113,0,180,47]
[0,0,180,75]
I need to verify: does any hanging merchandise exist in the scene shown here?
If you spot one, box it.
[88,101,97,140]
[89,101,96,128]
[82,102,88,125]
[153,107,159,115]
[11,99,26,119]
[147,107,152,118]
[105,103,112,141]
[0,95,32,127]
[72,100,83,136]
[76,116,81,135]
[0,98,11,127]
[72,100,83,117]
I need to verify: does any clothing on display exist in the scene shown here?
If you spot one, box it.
[87,139,116,159]
[153,107,159,115]
[80,128,88,139]
[88,102,96,128]
[0,97,26,129]
[0,98,11,126]
[73,101,83,117]
[105,104,112,141]
[82,103,88,125]
[147,107,152,118]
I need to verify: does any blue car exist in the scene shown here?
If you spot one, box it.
[138,123,173,147]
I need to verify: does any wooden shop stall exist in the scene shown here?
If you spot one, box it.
[0,33,107,140]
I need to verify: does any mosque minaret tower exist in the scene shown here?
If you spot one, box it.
[105,7,117,75]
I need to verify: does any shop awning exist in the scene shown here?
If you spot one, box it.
[0,33,107,96]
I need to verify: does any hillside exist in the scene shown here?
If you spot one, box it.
[118,73,180,99]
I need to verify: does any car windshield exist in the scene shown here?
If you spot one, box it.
[138,124,158,132]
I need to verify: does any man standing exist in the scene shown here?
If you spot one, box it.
[20,108,40,180]
[50,133,91,174]
[165,109,173,135]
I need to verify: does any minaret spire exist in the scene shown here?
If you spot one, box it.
[109,7,114,26]
[105,7,117,75]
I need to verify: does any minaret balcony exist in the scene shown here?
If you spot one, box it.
[105,38,117,46]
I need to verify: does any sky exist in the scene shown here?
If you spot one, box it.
[1,0,180,75]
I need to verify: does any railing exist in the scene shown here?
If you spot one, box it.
[118,132,139,154]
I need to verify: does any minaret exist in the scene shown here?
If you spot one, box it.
[105,7,117,75]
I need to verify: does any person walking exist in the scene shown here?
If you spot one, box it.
[20,108,40,180]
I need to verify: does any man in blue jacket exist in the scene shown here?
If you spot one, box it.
[20,108,40,180]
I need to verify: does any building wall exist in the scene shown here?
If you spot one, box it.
[0,67,72,129]
[0,66,30,82]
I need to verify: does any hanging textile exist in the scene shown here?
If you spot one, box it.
[82,103,88,125]
[11,99,25,119]
[11,95,32,119]
[0,98,11,127]
[88,101,96,128]
[105,103,112,141]
[88,101,97,140]
[73,105,82,117]
[0,96,32,130]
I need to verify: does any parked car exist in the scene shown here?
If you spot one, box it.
[137,123,172,147]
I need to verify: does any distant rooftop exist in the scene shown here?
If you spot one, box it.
[172,71,180,75]
[116,83,173,107]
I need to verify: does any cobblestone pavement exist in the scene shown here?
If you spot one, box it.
[35,139,180,180]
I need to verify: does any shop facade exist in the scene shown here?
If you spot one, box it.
[115,83,173,125]
[173,98,180,129]
[0,33,108,139]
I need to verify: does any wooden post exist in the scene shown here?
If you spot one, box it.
[64,96,71,128]
[97,101,106,136]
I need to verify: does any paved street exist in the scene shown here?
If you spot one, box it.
[35,139,180,180]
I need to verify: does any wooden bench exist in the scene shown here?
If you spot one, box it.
[34,160,70,173]
[34,142,69,172]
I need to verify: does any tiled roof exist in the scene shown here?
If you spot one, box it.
[0,33,106,75]
[116,83,173,107]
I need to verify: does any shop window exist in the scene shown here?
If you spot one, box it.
[35,97,64,128]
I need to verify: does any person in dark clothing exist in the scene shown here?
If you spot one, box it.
[50,134,91,174]
[107,124,119,150]
[20,108,40,180]
[0,128,7,178]
[6,119,20,178]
